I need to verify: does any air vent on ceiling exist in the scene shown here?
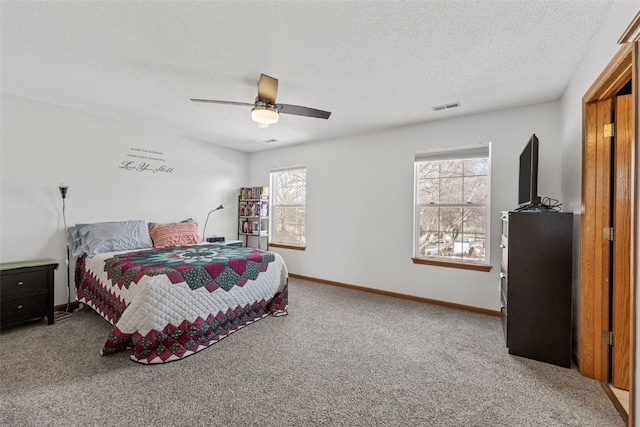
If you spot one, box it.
[432,102,461,112]
[262,138,279,144]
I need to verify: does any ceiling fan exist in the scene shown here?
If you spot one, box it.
[191,74,331,127]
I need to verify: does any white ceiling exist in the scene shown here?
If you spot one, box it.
[1,1,617,152]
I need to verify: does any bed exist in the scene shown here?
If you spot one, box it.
[71,220,288,364]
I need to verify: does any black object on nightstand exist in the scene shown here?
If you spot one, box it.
[217,240,243,247]
[206,236,225,243]
[0,259,58,327]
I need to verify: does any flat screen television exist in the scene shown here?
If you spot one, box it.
[518,134,541,207]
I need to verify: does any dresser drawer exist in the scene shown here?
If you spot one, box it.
[500,270,508,302]
[500,304,508,344]
[1,270,48,297]
[1,293,48,325]
[500,237,508,269]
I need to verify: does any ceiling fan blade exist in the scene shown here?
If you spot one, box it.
[277,103,331,119]
[257,74,278,104]
[190,99,254,107]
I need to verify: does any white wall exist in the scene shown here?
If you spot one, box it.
[0,92,248,305]
[249,101,561,311]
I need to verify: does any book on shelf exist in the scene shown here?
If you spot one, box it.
[239,200,269,218]
[240,186,269,200]
[239,219,267,235]
[239,200,264,217]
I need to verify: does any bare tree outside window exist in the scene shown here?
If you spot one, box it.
[271,168,306,246]
[415,157,489,262]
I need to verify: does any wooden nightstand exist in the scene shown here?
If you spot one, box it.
[0,259,58,327]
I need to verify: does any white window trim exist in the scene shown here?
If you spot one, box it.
[413,143,492,269]
[270,166,307,247]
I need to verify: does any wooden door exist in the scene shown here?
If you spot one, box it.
[612,93,633,390]
[581,98,613,381]
[580,31,637,426]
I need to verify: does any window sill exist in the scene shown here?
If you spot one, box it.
[269,243,306,251]
[411,257,492,272]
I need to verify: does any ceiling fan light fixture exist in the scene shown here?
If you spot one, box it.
[191,74,331,125]
[251,103,279,125]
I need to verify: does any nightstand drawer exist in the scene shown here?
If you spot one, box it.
[1,270,49,297]
[1,293,48,324]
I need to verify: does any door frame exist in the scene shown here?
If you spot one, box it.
[580,25,638,425]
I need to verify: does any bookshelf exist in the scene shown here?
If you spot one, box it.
[238,186,269,249]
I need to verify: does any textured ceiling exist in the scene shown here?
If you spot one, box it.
[1,1,616,152]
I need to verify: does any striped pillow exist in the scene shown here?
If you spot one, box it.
[149,221,201,248]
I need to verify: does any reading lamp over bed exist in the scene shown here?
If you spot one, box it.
[202,204,225,241]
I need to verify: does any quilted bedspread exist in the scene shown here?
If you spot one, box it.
[75,244,288,364]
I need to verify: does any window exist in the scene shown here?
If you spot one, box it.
[270,167,306,247]
[414,144,490,267]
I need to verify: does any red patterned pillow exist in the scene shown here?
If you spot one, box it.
[149,221,200,248]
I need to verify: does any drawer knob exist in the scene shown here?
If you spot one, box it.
[16,281,24,286]
[17,304,23,310]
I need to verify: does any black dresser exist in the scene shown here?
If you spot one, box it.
[1,259,58,327]
[500,211,573,367]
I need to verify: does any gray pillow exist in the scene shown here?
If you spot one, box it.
[68,224,91,258]
[78,220,153,257]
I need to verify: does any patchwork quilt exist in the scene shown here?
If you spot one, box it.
[75,244,288,364]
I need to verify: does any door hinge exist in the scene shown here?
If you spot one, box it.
[602,331,614,346]
[603,227,615,241]
[604,123,615,138]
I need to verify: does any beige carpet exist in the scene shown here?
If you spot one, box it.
[0,278,625,426]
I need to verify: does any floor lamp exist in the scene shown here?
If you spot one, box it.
[59,184,72,314]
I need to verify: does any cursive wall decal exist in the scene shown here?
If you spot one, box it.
[119,147,175,174]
